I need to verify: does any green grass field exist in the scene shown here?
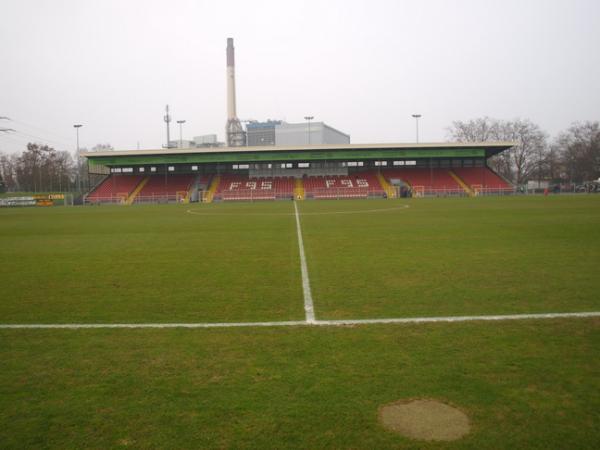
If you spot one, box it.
[1,196,599,448]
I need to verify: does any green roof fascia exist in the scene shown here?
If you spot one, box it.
[86,148,485,167]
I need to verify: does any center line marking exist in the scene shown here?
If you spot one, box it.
[294,201,315,323]
[1,312,598,329]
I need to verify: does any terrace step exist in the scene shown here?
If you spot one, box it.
[376,172,395,198]
[294,178,305,200]
[448,170,474,196]
[126,177,149,204]
[204,175,221,203]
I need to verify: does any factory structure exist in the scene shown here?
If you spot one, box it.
[167,38,350,149]
[224,37,349,148]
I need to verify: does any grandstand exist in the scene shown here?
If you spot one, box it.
[82,142,515,203]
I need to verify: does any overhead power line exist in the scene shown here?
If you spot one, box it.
[0,115,73,147]
[10,130,71,148]
[10,118,73,143]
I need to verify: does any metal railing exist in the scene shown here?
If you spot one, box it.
[405,186,516,197]
[216,189,292,201]
[305,188,385,200]
[84,193,128,204]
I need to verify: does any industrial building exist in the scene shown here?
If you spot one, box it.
[275,122,350,146]
[246,121,281,146]
[246,120,350,147]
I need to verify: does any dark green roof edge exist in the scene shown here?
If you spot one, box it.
[84,143,511,166]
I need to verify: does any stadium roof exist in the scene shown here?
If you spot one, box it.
[82,142,516,167]
[83,142,514,157]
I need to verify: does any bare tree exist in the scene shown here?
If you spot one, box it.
[499,119,547,185]
[447,117,547,185]
[447,117,500,142]
[0,153,18,191]
[555,121,600,183]
[13,143,76,192]
[544,144,563,182]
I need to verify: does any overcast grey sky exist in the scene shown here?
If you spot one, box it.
[1,0,599,153]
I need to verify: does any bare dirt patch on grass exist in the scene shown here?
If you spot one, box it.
[379,398,471,441]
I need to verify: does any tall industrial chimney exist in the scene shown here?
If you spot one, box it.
[225,38,246,147]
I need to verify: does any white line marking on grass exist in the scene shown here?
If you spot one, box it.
[0,321,307,329]
[1,312,598,329]
[294,201,316,323]
[313,311,600,326]
[186,205,409,217]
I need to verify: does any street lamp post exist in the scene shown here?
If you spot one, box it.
[73,124,83,193]
[304,116,314,145]
[411,114,422,143]
[177,120,186,148]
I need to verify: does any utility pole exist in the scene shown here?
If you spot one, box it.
[177,120,186,148]
[304,116,314,145]
[163,105,172,148]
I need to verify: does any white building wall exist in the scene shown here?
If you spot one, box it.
[274,122,350,146]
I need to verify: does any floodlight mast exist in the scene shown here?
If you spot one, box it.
[73,124,83,193]
[411,114,422,143]
[163,105,174,149]
[177,120,186,148]
[304,116,314,145]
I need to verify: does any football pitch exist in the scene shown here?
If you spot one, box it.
[1,196,599,448]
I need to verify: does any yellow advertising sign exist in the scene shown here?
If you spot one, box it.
[32,194,65,200]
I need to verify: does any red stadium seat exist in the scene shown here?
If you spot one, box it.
[303,171,384,199]
[136,174,196,202]
[215,174,294,201]
[86,175,144,203]
[452,167,512,191]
